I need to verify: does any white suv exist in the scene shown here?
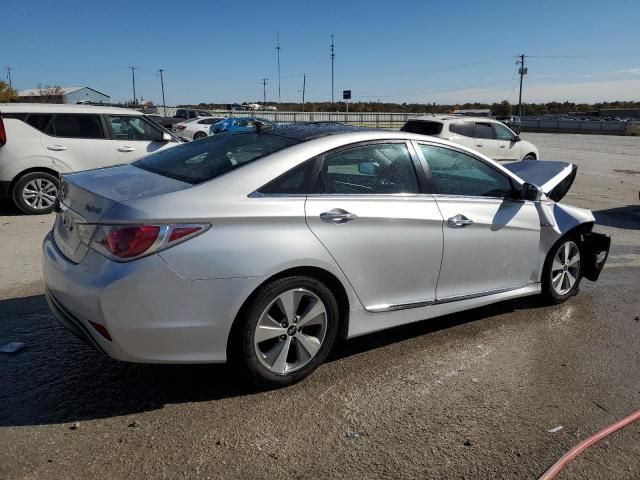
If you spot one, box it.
[0,104,180,214]
[401,115,539,162]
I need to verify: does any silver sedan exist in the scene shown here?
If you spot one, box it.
[43,123,610,386]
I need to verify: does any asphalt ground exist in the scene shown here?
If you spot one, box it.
[1,132,639,479]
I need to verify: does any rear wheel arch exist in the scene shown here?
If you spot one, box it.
[227,266,351,359]
[10,166,60,194]
[523,152,537,160]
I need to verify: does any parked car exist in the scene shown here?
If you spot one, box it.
[401,115,538,161]
[495,115,522,134]
[157,109,212,130]
[0,104,180,214]
[174,117,225,140]
[210,117,275,134]
[43,123,609,387]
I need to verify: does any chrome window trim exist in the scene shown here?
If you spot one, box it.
[365,300,434,313]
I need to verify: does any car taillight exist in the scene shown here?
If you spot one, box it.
[90,224,209,261]
[175,125,187,131]
[0,115,6,147]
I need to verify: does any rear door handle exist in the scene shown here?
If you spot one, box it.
[500,145,506,148]
[447,214,474,228]
[47,144,67,151]
[117,146,135,152]
[320,208,357,224]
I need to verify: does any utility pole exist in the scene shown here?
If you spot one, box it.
[302,73,306,112]
[158,69,166,117]
[6,67,12,88]
[276,33,281,104]
[330,34,335,106]
[516,54,527,117]
[130,66,138,106]
[261,78,268,104]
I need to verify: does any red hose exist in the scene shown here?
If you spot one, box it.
[539,409,640,480]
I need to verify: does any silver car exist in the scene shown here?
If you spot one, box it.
[43,123,610,386]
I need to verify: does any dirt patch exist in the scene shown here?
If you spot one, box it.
[614,169,640,175]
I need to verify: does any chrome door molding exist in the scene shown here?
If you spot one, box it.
[365,299,434,313]
[434,283,534,305]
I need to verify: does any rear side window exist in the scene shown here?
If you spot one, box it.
[1,112,28,121]
[449,121,474,137]
[134,132,299,185]
[26,114,54,134]
[401,120,443,136]
[257,159,316,195]
[474,122,495,139]
[50,114,105,139]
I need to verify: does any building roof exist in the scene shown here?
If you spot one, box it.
[17,86,110,97]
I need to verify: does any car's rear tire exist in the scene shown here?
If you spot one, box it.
[523,153,536,160]
[193,131,207,140]
[541,236,583,304]
[12,171,59,215]
[232,276,339,387]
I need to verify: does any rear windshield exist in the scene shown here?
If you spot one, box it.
[134,132,299,184]
[401,120,443,136]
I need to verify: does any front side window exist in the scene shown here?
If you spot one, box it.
[419,144,514,198]
[317,143,419,194]
[493,123,515,141]
[108,116,164,141]
[134,132,299,185]
[50,114,105,139]
[474,122,495,140]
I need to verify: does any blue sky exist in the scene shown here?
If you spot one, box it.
[2,0,640,105]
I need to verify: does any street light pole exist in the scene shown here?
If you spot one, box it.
[6,67,12,88]
[276,33,281,104]
[330,34,335,106]
[158,69,166,117]
[130,66,137,106]
[302,73,306,112]
[261,78,268,104]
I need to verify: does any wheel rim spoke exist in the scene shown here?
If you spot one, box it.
[297,299,326,328]
[552,271,564,289]
[551,241,580,295]
[295,332,321,359]
[267,337,291,374]
[276,290,298,322]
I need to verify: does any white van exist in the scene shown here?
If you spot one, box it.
[0,104,180,214]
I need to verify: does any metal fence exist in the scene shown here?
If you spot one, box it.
[155,107,639,135]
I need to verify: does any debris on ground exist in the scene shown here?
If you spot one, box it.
[471,377,479,383]
[548,426,564,433]
[463,439,472,447]
[0,341,25,354]
[69,422,80,430]
[128,421,140,429]
[346,431,367,439]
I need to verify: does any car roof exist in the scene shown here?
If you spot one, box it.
[0,103,143,115]
[409,115,499,123]
[266,122,377,141]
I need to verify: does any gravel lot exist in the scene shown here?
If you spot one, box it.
[1,133,639,480]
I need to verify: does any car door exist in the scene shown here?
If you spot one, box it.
[493,122,521,161]
[39,113,115,171]
[106,114,175,164]
[414,142,540,301]
[473,121,499,159]
[305,141,444,311]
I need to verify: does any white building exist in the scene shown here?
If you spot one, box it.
[17,86,110,104]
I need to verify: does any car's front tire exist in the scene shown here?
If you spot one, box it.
[232,276,339,387]
[523,153,537,160]
[541,236,583,304]
[193,131,207,140]
[12,171,59,215]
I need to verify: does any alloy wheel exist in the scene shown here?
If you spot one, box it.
[22,178,58,210]
[551,241,581,295]
[253,288,328,375]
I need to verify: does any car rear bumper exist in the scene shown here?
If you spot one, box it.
[42,232,264,363]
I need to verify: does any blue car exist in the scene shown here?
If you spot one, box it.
[210,117,275,135]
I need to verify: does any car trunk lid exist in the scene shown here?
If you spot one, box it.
[503,160,577,201]
[54,165,190,263]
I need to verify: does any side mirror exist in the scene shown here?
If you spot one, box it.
[521,182,542,201]
[513,135,521,142]
[358,161,379,176]
[162,132,172,142]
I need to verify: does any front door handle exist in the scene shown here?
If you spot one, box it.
[500,145,506,148]
[117,146,135,152]
[476,143,483,147]
[447,214,474,228]
[320,208,357,224]
[47,144,67,151]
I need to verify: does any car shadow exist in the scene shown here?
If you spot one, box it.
[593,205,640,230]
[0,293,543,428]
[0,200,24,216]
